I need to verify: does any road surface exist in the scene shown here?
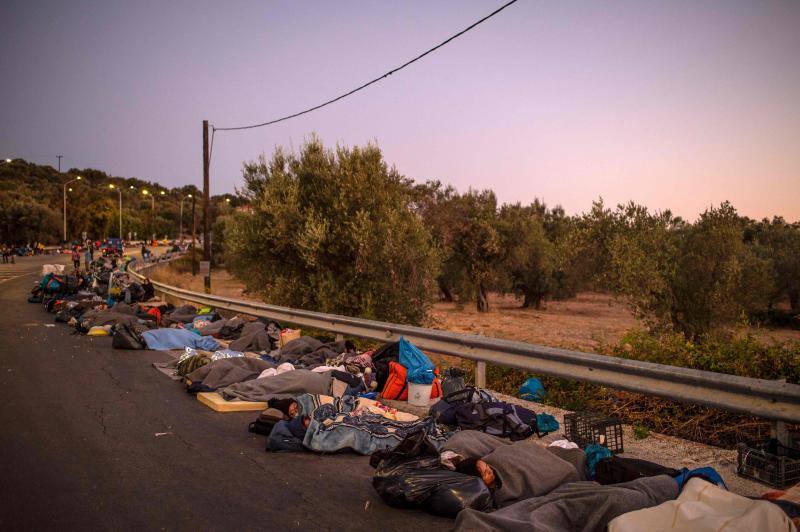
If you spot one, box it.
[0,254,449,530]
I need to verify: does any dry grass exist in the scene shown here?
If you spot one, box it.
[148,264,251,300]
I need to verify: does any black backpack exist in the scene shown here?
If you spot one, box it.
[248,408,287,436]
[111,322,147,349]
[453,401,536,441]
[428,386,496,425]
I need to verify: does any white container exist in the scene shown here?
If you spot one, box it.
[408,382,432,407]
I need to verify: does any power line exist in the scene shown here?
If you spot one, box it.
[213,0,519,132]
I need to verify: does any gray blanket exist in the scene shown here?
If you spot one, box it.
[80,309,138,328]
[186,357,273,389]
[228,321,275,352]
[441,430,510,459]
[161,304,197,326]
[546,446,587,480]
[455,475,679,532]
[483,441,581,508]
[195,317,228,337]
[220,370,332,402]
[276,337,347,368]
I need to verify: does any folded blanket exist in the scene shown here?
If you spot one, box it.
[456,475,679,532]
[142,328,219,351]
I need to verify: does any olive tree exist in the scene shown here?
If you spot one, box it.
[225,137,440,325]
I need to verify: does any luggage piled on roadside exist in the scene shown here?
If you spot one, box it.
[25,262,800,532]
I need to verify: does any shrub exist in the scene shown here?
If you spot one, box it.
[612,329,800,384]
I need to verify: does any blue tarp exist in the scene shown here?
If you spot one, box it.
[142,328,219,351]
[399,337,435,385]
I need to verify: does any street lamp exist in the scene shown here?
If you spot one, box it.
[142,189,161,242]
[141,189,154,209]
[62,175,82,242]
[109,184,123,239]
[179,194,193,239]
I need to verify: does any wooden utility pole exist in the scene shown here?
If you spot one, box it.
[202,120,211,293]
[191,195,197,276]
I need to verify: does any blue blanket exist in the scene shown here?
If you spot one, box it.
[142,328,220,351]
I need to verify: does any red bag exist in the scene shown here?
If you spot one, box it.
[381,361,442,401]
[147,307,161,326]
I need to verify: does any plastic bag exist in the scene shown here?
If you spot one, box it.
[536,413,559,434]
[398,337,435,385]
[519,377,545,401]
[371,432,493,517]
[374,467,493,517]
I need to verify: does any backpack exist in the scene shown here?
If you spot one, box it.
[248,408,287,436]
[454,401,536,441]
[111,322,148,350]
[381,361,442,401]
[428,386,496,424]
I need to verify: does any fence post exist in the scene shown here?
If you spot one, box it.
[476,361,486,388]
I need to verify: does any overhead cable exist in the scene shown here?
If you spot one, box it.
[213,0,519,132]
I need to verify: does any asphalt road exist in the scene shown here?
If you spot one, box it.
[0,254,451,531]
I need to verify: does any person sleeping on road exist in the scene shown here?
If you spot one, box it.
[442,431,583,508]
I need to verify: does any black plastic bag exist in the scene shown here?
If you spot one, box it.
[374,465,492,517]
[371,432,493,518]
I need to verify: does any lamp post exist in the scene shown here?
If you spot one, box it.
[142,189,165,242]
[62,175,82,242]
[109,184,122,239]
[179,194,193,240]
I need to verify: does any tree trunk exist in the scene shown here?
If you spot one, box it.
[438,280,454,303]
[790,290,800,312]
[521,292,532,308]
[477,283,489,312]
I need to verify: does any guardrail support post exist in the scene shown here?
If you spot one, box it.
[771,420,789,446]
[475,361,486,388]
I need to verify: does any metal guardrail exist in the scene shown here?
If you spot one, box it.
[130,259,800,426]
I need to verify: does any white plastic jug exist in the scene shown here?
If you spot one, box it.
[408,382,432,407]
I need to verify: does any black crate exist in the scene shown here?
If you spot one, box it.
[736,440,800,489]
[563,412,624,453]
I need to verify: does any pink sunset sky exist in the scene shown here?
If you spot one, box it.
[2,0,798,221]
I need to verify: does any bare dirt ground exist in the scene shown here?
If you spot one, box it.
[428,292,637,352]
[151,263,800,349]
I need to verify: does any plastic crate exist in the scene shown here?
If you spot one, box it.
[736,440,800,489]
[563,412,624,453]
